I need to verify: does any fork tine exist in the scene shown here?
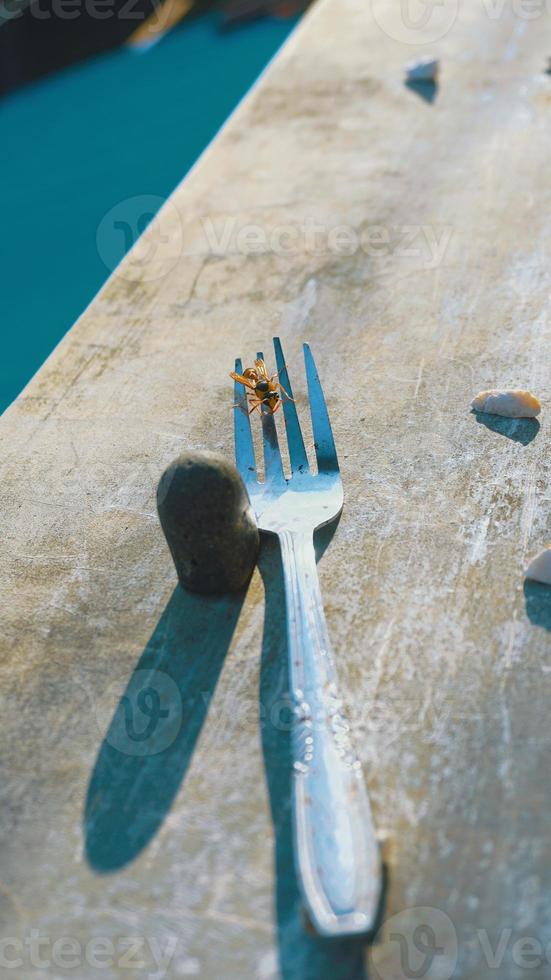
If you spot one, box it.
[233,358,257,485]
[303,343,339,473]
[273,337,309,475]
[257,350,286,485]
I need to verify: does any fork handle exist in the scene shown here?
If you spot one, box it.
[278,529,381,938]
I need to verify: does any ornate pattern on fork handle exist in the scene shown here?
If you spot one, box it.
[279,528,381,938]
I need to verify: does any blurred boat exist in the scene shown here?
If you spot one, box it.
[0,0,309,95]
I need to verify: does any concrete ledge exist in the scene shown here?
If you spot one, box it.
[3,1,551,976]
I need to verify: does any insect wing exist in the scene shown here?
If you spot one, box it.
[254,358,269,380]
[230,371,256,391]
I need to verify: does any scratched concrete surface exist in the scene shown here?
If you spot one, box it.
[3,0,551,977]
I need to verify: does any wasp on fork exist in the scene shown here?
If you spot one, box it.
[230,357,293,415]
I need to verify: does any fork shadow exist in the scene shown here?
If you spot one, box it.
[84,584,246,872]
[259,524,371,980]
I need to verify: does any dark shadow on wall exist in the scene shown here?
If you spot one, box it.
[258,527,373,980]
[84,584,245,872]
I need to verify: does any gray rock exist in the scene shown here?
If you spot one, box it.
[157,451,259,594]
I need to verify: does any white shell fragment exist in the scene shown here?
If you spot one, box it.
[471,389,541,418]
[525,546,551,586]
[405,57,439,83]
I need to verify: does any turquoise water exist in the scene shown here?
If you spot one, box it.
[1,15,298,412]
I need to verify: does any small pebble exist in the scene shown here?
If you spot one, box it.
[471,389,541,418]
[157,451,259,595]
[405,56,439,83]
[525,546,551,586]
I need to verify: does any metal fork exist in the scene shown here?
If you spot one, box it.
[233,337,381,938]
